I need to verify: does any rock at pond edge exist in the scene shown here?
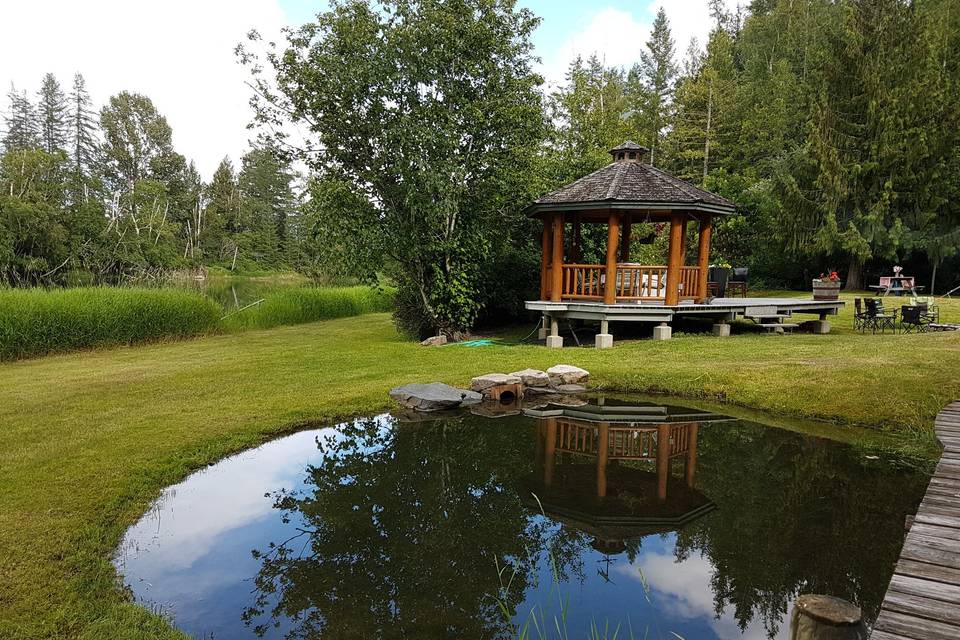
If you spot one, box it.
[508,368,550,387]
[470,373,522,392]
[546,364,590,386]
[389,383,482,411]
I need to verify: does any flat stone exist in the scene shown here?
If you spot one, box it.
[389,383,482,411]
[546,364,589,386]
[470,373,522,392]
[420,335,447,346]
[509,368,550,387]
[554,383,588,394]
[793,594,862,627]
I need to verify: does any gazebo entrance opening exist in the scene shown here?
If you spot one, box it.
[539,210,713,305]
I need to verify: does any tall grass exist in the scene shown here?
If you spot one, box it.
[0,285,395,361]
[221,285,395,332]
[0,287,221,361]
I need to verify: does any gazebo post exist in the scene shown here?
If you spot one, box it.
[679,217,688,265]
[620,215,632,262]
[685,423,699,488]
[697,215,713,302]
[550,213,564,302]
[540,217,550,300]
[603,211,620,304]
[664,211,685,306]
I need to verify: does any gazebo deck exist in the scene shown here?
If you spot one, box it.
[527,296,843,326]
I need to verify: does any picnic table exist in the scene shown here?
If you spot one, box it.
[869,275,924,297]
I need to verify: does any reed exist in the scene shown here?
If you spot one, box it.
[0,287,221,360]
[221,285,395,332]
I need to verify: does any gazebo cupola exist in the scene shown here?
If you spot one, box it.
[527,141,736,307]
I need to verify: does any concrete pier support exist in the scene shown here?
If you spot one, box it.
[595,318,613,349]
[546,316,563,348]
[812,320,830,334]
[538,315,549,340]
[712,323,731,337]
[652,322,672,341]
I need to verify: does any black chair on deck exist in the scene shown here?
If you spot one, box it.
[726,267,749,298]
[864,298,897,333]
[901,305,932,333]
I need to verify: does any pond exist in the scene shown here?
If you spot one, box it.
[114,397,928,640]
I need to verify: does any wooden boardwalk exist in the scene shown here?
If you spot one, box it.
[872,401,960,640]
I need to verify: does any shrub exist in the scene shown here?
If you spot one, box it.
[221,286,394,332]
[0,287,221,360]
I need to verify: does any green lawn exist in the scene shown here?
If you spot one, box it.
[1,292,959,638]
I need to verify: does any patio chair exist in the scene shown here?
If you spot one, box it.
[726,267,749,297]
[853,298,871,332]
[914,297,940,323]
[901,305,931,333]
[864,297,897,333]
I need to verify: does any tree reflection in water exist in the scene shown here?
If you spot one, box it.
[239,402,928,640]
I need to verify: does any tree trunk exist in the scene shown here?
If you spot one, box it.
[931,259,939,295]
[845,256,864,291]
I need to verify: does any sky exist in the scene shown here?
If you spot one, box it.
[0,0,732,179]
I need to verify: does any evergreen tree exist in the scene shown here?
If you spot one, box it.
[202,157,238,260]
[3,85,40,152]
[36,73,68,155]
[788,0,933,288]
[68,73,99,181]
[237,147,295,267]
[633,7,676,166]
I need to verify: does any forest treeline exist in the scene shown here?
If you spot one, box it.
[0,73,306,285]
[3,0,960,336]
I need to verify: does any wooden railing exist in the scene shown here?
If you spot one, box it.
[558,264,701,302]
[553,419,693,461]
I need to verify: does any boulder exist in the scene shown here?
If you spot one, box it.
[508,368,550,387]
[470,373,522,393]
[546,364,590,386]
[389,383,481,411]
[420,335,448,347]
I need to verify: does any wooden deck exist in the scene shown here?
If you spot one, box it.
[872,401,960,640]
[525,296,843,323]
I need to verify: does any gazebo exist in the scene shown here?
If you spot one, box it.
[523,399,725,553]
[525,142,843,346]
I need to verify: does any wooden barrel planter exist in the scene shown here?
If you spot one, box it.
[812,280,841,301]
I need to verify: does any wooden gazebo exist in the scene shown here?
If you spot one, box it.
[529,142,736,308]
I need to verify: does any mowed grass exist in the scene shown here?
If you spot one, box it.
[0,292,959,638]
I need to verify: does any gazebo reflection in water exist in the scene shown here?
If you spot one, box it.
[524,398,731,555]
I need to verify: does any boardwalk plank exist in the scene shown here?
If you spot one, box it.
[889,574,960,604]
[874,610,960,640]
[915,511,960,530]
[895,558,960,585]
[908,522,960,541]
[882,591,960,626]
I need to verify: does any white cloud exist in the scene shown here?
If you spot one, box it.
[540,1,739,89]
[0,0,288,178]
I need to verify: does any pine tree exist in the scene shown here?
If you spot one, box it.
[635,7,676,166]
[3,84,40,151]
[37,73,68,155]
[203,157,238,259]
[68,73,99,180]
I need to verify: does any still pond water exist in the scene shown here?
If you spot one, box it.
[115,397,927,639]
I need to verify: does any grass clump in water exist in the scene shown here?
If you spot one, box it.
[0,287,221,360]
[221,285,395,331]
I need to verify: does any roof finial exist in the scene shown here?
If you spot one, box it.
[609,141,650,164]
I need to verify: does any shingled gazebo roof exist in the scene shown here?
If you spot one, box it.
[527,141,736,216]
